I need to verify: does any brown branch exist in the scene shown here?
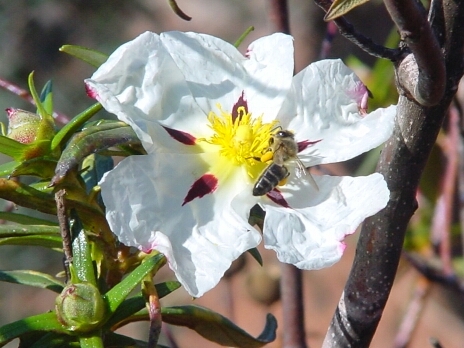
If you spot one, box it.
[313,0,401,60]
[280,263,307,348]
[268,0,290,34]
[267,2,308,347]
[386,0,446,106]
[322,0,464,346]
[56,189,72,282]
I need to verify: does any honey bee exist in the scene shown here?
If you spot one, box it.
[252,129,317,196]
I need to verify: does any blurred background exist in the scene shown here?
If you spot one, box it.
[1,1,463,347]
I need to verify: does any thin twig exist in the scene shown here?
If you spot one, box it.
[319,21,338,59]
[313,0,401,60]
[393,276,430,348]
[385,0,445,106]
[268,0,290,34]
[431,107,459,276]
[147,280,162,348]
[55,189,72,282]
[404,252,463,293]
[0,77,70,125]
[268,2,308,347]
[280,263,308,348]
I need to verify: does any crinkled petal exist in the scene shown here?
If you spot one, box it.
[85,31,208,154]
[160,32,294,122]
[277,59,396,165]
[260,173,389,269]
[99,153,261,297]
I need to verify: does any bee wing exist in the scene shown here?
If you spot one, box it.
[295,158,319,191]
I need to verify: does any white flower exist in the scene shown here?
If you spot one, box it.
[85,31,396,297]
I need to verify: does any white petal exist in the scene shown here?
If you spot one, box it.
[99,153,261,297]
[161,32,294,121]
[277,59,396,165]
[85,31,208,154]
[261,173,389,269]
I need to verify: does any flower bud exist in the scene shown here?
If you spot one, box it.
[55,282,106,332]
[5,108,42,144]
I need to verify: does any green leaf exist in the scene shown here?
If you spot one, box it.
[247,248,263,266]
[51,103,102,152]
[104,281,181,329]
[0,212,57,226]
[0,135,28,160]
[51,121,140,185]
[39,80,54,116]
[168,0,192,21]
[0,224,60,237]
[71,227,97,285]
[9,157,57,179]
[162,305,277,348]
[0,235,62,250]
[0,178,57,215]
[0,312,67,346]
[79,334,104,348]
[0,161,19,177]
[324,0,370,20]
[59,45,108,68]
[104,254,166,314]
[81,154,114,194]
[26,332,79,348]
[28,72,50,125]
[0,270,63,293]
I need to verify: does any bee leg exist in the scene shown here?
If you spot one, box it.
[260,151,274,163]
[277,171,290,187]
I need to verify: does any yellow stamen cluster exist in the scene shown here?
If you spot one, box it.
[203,103,277,178]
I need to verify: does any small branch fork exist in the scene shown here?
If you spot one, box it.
[313,0,401,60]
[322,0,464,346]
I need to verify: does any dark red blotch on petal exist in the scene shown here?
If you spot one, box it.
[162,126,196,145]
[85,84,98,99]
[266,189,291,208]
[297,139,322,153]
[231,91,248,123]
[182,173,218,206]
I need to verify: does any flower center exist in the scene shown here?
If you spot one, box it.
[201,103,277,178]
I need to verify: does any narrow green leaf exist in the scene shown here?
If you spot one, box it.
[0,178,56,215]
[40,81,54,116]
[0,212,57,226]
[0,312,66,346]
[0,161,18,177]
[161,305,277,348]
[51,103,102,152]
[0,224,60,237]
[72,228,97,285]
[168,0,192,21]
[0,270,63,293]
[9,157,57,179]
[247,248,263,266]
[104,254,166,314]
[59,45,108,68]
[27,332,79,348]
[81,154,114,194]
[79,333,104,348]
[0,135,28,160]
[104,281,181,328]
[324,0,370,20]
[51,121,139,186]
[0,235,62,250]
[28,72,49,123]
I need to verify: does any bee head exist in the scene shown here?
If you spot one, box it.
[274,130,295,139]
